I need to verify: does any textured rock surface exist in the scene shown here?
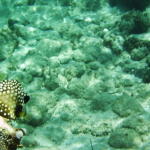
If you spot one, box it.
[0,0,150,150]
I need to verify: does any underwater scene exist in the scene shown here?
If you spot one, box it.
[0,0,150,150]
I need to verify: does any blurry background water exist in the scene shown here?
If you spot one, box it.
[0,0,12,27]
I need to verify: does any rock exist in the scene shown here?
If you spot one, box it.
[0,28,18,61]
[112,94,144,117]
[108,128,141,148]
[91,92,116,111]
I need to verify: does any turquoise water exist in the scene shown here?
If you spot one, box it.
[0,0,150,150]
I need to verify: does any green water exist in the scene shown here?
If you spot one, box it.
[0,0,150,150]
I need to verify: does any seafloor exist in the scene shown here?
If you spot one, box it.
[0,0,150,150]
